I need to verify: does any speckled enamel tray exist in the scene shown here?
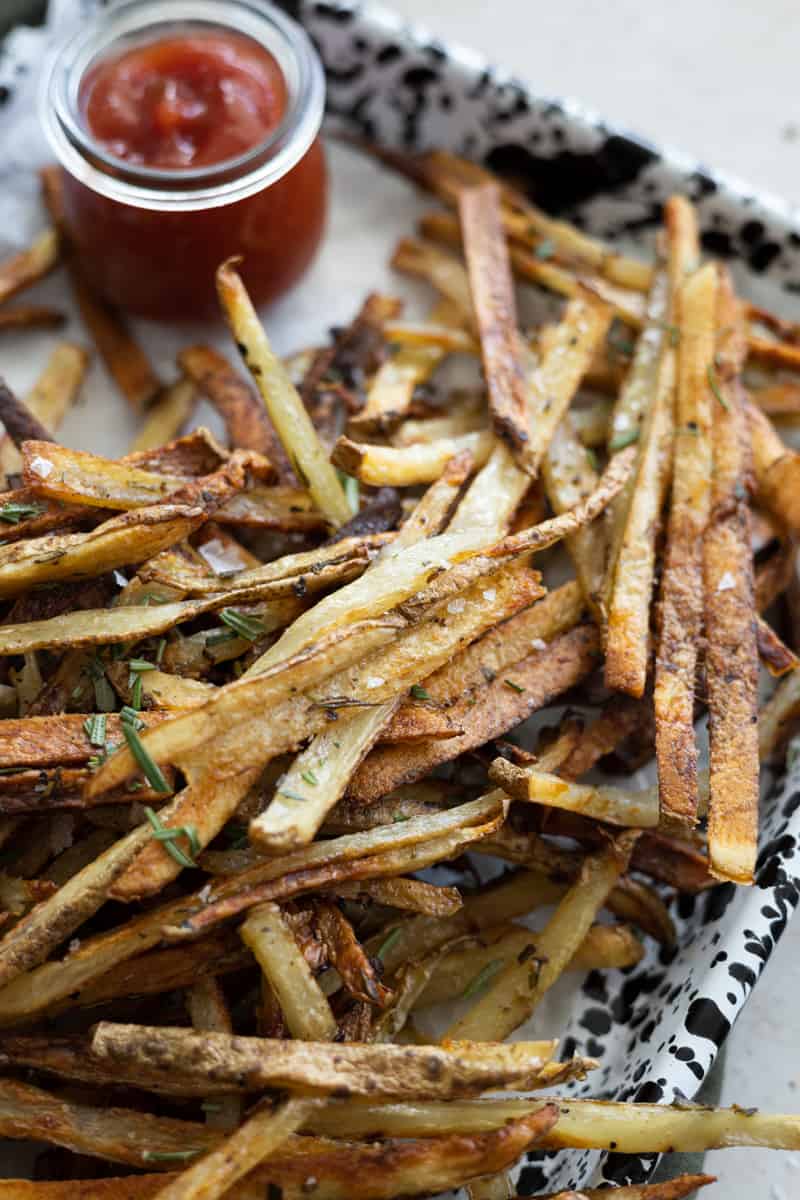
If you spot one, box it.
[2,1,800,1194]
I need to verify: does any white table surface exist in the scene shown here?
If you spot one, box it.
[385,1,800,1196]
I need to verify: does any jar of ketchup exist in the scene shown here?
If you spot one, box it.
[40,0,327,321]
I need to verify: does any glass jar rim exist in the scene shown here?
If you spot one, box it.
[39,0,326,213]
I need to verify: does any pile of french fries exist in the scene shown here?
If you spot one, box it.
[0,151,797,1199]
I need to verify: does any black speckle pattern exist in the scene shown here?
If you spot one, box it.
[5,1,800,1193]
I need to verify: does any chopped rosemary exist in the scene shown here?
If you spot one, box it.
[609,428,640,452]
[504,679,525,694]
[89,658,116,713]
[145,806,199,867]
[128,658,156,672]
[83,714,107,748]
[301,769,319,786]
[336,469,360,515]
[707,362,730,411]
[220,607,267,642]
[120,705,143,731]
[142,1149,203,1163]
[376,927,403,960]
[129,673,143,711]
[534,238,556,260]
[279,786,308,803]
[122,726,171,794]
[410,685,431,701]
[206,627,237,647]
[585,447,599,471]
[0,500,45,525]
[155,638,167,665]
[461,958,505,999]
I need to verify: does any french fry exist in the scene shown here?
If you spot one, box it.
[391,237,475,324]
[348,624,600,802]
[90,1022,567,1098]
[216,260,351,526]
[446,831,638,1040]
[150,1097,318,1200]
[542,415,606,618]
[0,305,65,333]
[0,344,89,480]
[179,344,291,475]
[240,903,337,1039]
[0,229,59,304]
[459,184,529,459]
[653,262,718,820]
[187,976,242,1131]
[704,281,759,881]
[414,922,643,1009]
[333,429,494,485]
[316,899,391,1006]
[352,343,445,437]
[747,398,800,534]
[128,378,196,453]
[489,760,659,827]
[73,272,162,411]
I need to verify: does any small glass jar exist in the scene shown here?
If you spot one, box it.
[40,0,327,321]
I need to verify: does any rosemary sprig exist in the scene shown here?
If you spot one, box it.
[0,500,45,525]
[145,806,200,868]
[609,428,640,452]
[410,685,431,701]
[122,724,171,794]
[461,958,505,999]
[220,608,267,642]
[376,927,403,960]
[83,714,107,748]
[504,679,525,694]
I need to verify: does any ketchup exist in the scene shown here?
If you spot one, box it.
[81,33,288,170]
[54,23,327,321]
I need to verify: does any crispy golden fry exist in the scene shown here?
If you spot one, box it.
[178,795,506,935]
[179,344,290,473]
[73,273,162,410]
[704,292,759,880]
[334,430,494,486]
[542,415,606,618]
[421,580,583,704]
[759,670,800,762]
[489,760,659,827]
[446,831,637,1040]
[0,1179,167,1198]
[216,260,350,526]
[0,304,65,333]
[747,398,800,534]
[419,209,646,326]
[150,1097,318,1200]
[0,1076,216,1166]
[0,229,59,305]
[90,1022,559,1098]
[127,378,197,453]
[459,184,529,460]
[0,494,231,599]
[653,262,718,820]
[333,876,462,916]
[393,400,484,449]
[0,344,89,480]
[415,922,643,1009]
[391,237,474,324]
[352,343,444,437]
[348,624,600,802]
[603,346,675,694]
[241,903,337,1039]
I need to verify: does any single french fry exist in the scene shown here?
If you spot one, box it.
[459,184,529,460]
[533,1179,715,1200]
[414,922,643,1009]
[0,344,89,480]
[216,260,350,526]
[187,976,242,1132]
[90,1022,559,1098]
[391,236,475,325]
[704,285,759,880]
[128,378,196,453]
[179,344,291,476]
[241,903,337,1040]
[653,262,718,820]
[348,624,600,802]
[542,415,606,619]
[446,831,638,1041]
[0,305,65,333]
[489,760,659,827]
[334,430,494,486]
[150,1097,318,1200]
[0,229,59,304]
[72,272,162,410]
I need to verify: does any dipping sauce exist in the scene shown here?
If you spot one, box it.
[44,3,327,321]
[80,33,288,170]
